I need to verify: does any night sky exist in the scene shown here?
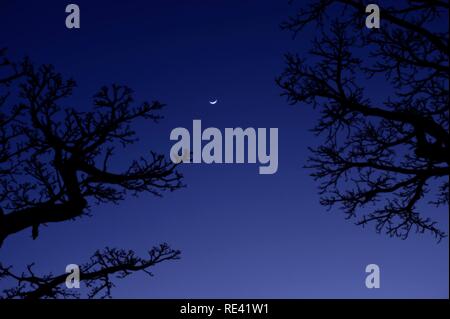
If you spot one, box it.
[0,0,448,298]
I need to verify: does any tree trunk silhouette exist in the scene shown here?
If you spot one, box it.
[0,49,184,298]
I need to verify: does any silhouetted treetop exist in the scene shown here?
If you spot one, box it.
[278,0,449,240]
[0,50,183,246]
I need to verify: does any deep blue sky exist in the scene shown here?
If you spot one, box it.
[0,0,448,298]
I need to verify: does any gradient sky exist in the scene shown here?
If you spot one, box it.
[0,0,448,298]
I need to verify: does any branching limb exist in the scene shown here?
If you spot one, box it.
[0,243,180,299]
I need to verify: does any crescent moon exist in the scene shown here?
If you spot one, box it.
[209,99,218,105]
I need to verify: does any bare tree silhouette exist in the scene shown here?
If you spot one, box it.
[0,243,179,299]
[277,1,449,240]
[0,49,183,298]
